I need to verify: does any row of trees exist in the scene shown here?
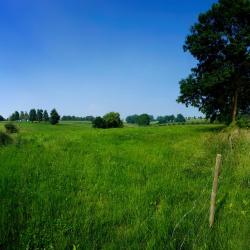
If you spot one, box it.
[8,109,60,125]
[61,115,95,121]
[156,114,186,124]
[125,114,152,126]
[93,113,186,128]
[125,114,153,124]
[2,110,190,127]
[126,113,186,125]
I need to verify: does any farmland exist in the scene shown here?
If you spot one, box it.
[0,122,249,249]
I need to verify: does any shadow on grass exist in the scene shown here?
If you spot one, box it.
[194,125,226,133]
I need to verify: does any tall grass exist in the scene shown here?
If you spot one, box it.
[0,123,249,249]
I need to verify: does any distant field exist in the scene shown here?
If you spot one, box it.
[0,122,249,249]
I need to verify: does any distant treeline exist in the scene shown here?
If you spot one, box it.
[61,115,95,121]
[126,113,186,124]
[4,109,60,125]
[1,110,209,128]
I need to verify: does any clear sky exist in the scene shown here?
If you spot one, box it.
[0,0,217,119]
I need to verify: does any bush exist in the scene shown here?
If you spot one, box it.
[237,115,250,128]
[92,112,123,129]
[103,112,123,128]
[92,117,106,128]
[0,131,13,146]
[4,123,18,133]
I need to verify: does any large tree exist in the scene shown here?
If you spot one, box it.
[126,114,139,124]
[177,0,250,123]
[37,109,43,122]
[10,111,20,121]
[175,114,186,123]
[137,114,150,126]
[43,110,49,122]
[29,109,37,122]
[20,111,25,120]
[50,109,60,125]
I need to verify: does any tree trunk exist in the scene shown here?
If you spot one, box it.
[231,89,238,123]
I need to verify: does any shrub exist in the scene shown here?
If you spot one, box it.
[137,114,150,126]
[4,123,18,133]
[92,112,123,129]
[0,131,13,146]
[237,115,250,128]
[92,117,106,128]
[103,112,123,128]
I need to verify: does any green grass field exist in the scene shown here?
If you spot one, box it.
[0,122,249,249]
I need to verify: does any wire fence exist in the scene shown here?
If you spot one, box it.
[170,178,212,249]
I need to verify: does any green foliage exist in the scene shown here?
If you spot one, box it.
[157,115,176,124]
[103,112,123,128]
[237,115,250,128]
[126,114,154,124]
[29,109,37,122]
[4,123,18,133]
[0,123,249,249]
[93,112,123,128]
[0,115,5,121]
[43,110,49,122]
[92,116,106,128]
[24,112,29,121]
[61,115,95,121]
[126,114,138,124]
[175,114,186,123]
[137,114,150,126]
[50,109,60,125]
[149,115,154,121]
[177,0,250,122]
[37,109,43,122]
[20,111,25,120]
[9,111,20,121]
[0,131,12,146]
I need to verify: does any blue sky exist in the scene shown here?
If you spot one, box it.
[0,0,217,118]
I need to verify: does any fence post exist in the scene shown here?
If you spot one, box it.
[209,154,222,228]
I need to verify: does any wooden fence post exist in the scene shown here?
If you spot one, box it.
[209,154,222,228]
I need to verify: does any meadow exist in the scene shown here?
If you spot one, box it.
[0,122,249,249]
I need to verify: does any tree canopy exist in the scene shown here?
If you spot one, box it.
[92,112,123,128]
[50,109,60,125]
[92,116,107,128]
[29,109,37,122]
[37,109,43,122]
[126,115,139,124]
[103,112,123,128]
[175,114,186,123]
[157,115,176,124]
[137,114,151,126]
[43,110,49,122]
[177,0,250,123]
